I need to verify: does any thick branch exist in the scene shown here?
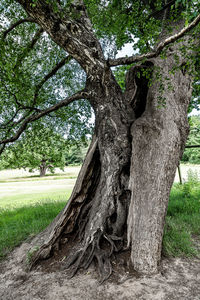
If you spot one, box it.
[0,90,89,153]
[2,17,35,39]
[108,14,200,67]
[16,0,104,73]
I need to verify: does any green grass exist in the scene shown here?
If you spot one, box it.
[163,180,200,257]
[0,200,66,259]
[0,172,200,260]
[0,189,72,210]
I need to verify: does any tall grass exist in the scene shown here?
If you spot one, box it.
[163,171,200,257]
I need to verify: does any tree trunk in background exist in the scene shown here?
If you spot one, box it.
[39,161,48,177]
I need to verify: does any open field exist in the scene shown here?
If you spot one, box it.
[174,164,200,183]
[0,166,80,209]
[0,166,81,182]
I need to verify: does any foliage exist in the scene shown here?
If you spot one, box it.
[0,0,93,148]
[0,124,68,175]
[0,0,199,153]
[65,143,89,165]
[182,116,200,164]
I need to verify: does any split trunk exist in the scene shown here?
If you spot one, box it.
[30,41,192,280]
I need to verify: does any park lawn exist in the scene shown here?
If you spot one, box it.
[0,187,73,209]
[0,168,78,259]
[0,166,81,182]
[0,168,200,261]
[163,181,200,257]
[0,199,67,259]
[0,189,71,259]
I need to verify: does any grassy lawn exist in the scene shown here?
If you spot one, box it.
[0,166,200,260]
[163,180,200,257]
[0,167,79,259]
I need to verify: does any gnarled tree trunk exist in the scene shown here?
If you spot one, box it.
[29,41,193,280]
[127,51,192,274]
[15,0,198,282]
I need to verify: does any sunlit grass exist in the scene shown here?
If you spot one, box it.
[0,199,66,259]
[0,189,73,210]
[0,167,199,261]
[163,181,200,257]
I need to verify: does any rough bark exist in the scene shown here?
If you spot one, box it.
[127,36,193,274]
[30,71,134,282]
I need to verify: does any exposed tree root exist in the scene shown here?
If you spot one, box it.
[64,231,124,282]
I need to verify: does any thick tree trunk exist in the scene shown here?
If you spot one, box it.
[29,41,194,280]
[19,1,196,279]
[30,73,134,281]
[127,41,192,274]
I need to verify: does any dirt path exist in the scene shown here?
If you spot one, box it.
[0,242,199,300]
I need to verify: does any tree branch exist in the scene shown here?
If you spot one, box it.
[0,78,40,129]
[33,55,72,104]
[2,17,35,39]
[14,28,44,69]
[185,145,200,148]
[0,90,89,153]
[108,14,200,67]
[0,56,72,132]
[148,0,176,20]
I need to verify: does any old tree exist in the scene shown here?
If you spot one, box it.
[0,0,200,281]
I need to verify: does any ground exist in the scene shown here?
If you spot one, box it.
[0,165,200,300]
[0,242,199,300]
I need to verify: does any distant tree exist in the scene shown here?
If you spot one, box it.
[182,116,200,164]
[65,143,89,166]
[0,125,68,176]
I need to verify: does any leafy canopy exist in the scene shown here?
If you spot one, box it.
[0,123,68,173]
[0,0,200,153]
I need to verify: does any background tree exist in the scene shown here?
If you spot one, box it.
[65,142,89,166]
[0,123,69,176]
[182,115,200,164]
[0,0,200,281]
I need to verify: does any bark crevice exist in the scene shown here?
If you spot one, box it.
[125,61,154,119]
